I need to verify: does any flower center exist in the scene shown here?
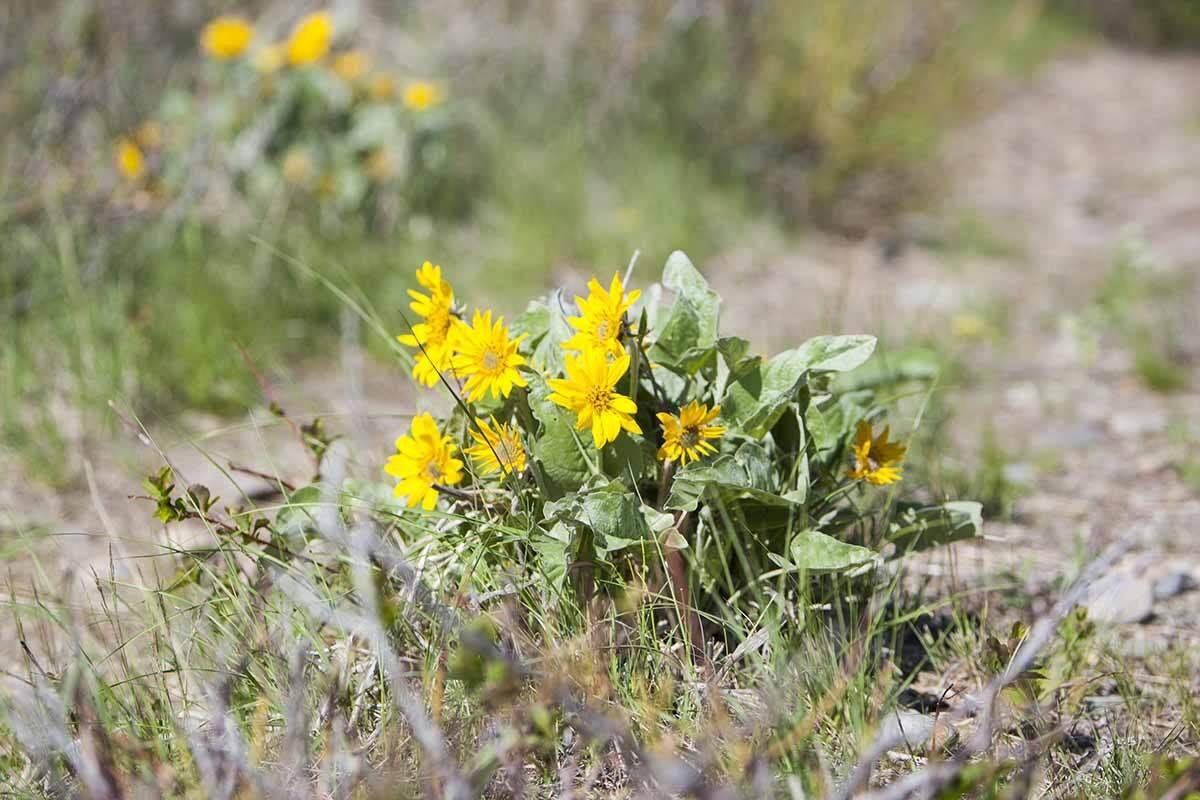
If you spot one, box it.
[498,439,519,466]
[482,349,501,372]
[425,461,442,481]
[681,427,701,450]
[594,314,621,343]
[585,386,611,413]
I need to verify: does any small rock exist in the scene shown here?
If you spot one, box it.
[1033,422,1103,450]
[879,710,938,749]
[1086,574,1155,624]
[1120,633,1170,658]
[1108,408,1167,439]
[1152,568,1198,601]
[1083,695,1125,710]
[897,688,951,713]
[1061,730,1096,754]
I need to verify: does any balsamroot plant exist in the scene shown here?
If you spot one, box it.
[384,251,981,626]
[113,10,480,227]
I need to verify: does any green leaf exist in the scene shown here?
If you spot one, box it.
[649,252,720,374]
[531,535,569,592]
[792,335,877,373]
[525,374,597,496]
[732,439,774,491]
[788,530,878,573]
[720,347,815,437]
[581,485,652,554]
[511,301,550,342]
[714,336,760,398]
[665,455,800,513]
[641,504,686,549]
[664,456,747,512]
[276,485,323,541]
[347,106,405,152]
[887,501,983,554]
[543,483,652,554]
[513,294,572,375]
[716,336,753,369]
[533,420,594,496]
[601,433,650,485]
[805,392,870,459]
[834,346,941,392]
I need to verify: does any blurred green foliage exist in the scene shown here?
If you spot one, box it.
[1059,0,1200,48]
[1,0,1080,477]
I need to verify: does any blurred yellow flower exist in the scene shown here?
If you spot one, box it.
[135,121,161,149]
[201,15,255,60]
[950,312,988,340]
[397,262,457,387]
[402,80,443,112]
[364,147,399,182]
[116,138,146,181]
[281,147,313,184]
[368,73,395,101]
[562,272,641,359]
[316,172,337,197]
[385,413,464,509]
[450,310,528,402]
[465,417,527,476]
[254,43,286,73]
[548,349,641,449]
[848,421,906,486]
[331,50,369,82]
[286,12,333,66]
[657,401,724,465]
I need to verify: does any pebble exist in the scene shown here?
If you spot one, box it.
[1086,573,1155,624]
[879,710,938,749]
[1107,408,1168,438]
[1152,568,1198,601]
[1033,421,1103,450]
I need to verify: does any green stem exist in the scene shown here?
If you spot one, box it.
[512,386,550,499]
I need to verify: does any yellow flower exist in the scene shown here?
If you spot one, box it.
[385,413,464,509]
[562,273,641,359]
[286,11,333,66]
[281,147,313,184]
[548,349,641,449]
[201,15,255,60]
[368,73,395,101]
[116,138,145,181]
[254,43,286,73]
[451,309,525,402]
[402,80,443,111]
[450,310,528,402]
[364,146,399,182]
[397,262,457,387]
[331,49,368,82]
[848,421,906,486]
[950,313,988,340]
[657,401,725,465]
[135,121,161,149]
[464,417,527,476]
